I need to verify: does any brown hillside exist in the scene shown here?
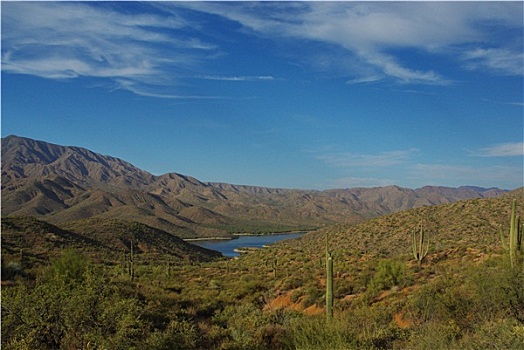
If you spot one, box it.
[2,135,511,239]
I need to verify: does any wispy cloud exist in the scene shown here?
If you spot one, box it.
[326,176,397,189]
[114,79,224,100]
[1,2,217,98]
[412,163,523,188]
[323,161,523,190]
[196,75,275,82]
[361,51,448,85]
[346,75,383,85]
[179,2,522,84]
[472,142,524,157]
[2,1,522,97]
[462,48,524,76]
[317,148,419,168]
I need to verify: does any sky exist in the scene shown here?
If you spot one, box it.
[1,1,523,190]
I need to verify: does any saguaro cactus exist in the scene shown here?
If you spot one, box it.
[326,232,334,320]
[412,221,429,265]
[19,248,24,270]
[500,199,523,269]
[166,260,171,277]
[129,240,135,282]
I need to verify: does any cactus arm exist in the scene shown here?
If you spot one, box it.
[325,230,334,320]
[412,221,429,264]
[517,224,524,251]
[326,252,333,320]
[500,225,510,251]
[500,200,523,269]
[423,228,430,258]
[419,222,424,259]
[412,227,418,260]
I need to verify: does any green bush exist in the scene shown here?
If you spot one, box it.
[145,319,198,350]
[367,259,407,297]
[1,250,146,350]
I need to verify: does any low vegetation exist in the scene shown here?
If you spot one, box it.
[2,189,523,349]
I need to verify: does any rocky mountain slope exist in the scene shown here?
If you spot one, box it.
[1,135,508,238]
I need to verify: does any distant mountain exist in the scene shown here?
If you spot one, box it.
[1,135,509,238]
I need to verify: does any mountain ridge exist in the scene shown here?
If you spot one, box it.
[1,135,509,238]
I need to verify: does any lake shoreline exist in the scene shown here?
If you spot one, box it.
[190,232,308,257]
[184,230,309,242]
[231,230,307,236]
[184,237,234,242]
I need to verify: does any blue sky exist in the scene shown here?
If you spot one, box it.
[2,1,523,190]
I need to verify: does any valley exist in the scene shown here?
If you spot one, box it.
[1,135,507,240]
[1,135,523,349]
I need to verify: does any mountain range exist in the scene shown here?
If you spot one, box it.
[1,135,508,239]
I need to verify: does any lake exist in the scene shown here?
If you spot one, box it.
[192,232,306,257]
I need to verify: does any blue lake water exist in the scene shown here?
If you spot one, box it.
[192,232,306,257]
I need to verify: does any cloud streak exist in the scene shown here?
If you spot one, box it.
[177,2,523,84]
[317,148,419,168]
[473,142,524,157]
[326,176,397,189]
[462,48,524,76]
[197,75,275,82]
[411,163,523,188]
[325,162,522,190]
[1,2,217,97]
[2,2,522,98]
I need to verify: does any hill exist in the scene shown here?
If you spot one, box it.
[219,187,524,320]
[2,187,523,349]
[1,135,509,238]
[1,216,221,267]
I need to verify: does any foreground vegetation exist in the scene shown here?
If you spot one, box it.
[2,190,523,349]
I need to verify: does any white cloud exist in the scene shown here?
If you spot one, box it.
[462,48,524,76]
[474,142,524,157]
[1,2,216,97]
[317,148,419,168]
[361,51,448,85]
[197,75,275,82]
[412,163,523,188]
[323,161,523,190]
[114,79,222,99]
[346,75,383,85]
[177,2,522,84]
[326,176,397,189]
[2,1,522,96]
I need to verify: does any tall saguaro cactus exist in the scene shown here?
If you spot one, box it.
[500,199,523,269]
[412,221,429,265]
[326,232,333,320]
[129,239,135,282]
[19,248,24,270]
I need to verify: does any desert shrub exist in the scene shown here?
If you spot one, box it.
[145,318,198,350]
[405,257,524,347]
[406,320,462,350]
[301,282,323,308]
[283,300,401,350]
[232,277,268,304]
[367,259,407,297]
[456,319,524,349]
[280,273,305,290]
[283,314,355,350]
[2,261,24,280]
[406,272,472,328]
[212,303,265,349]
[1,250,146,350]
[290,289,303,303]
